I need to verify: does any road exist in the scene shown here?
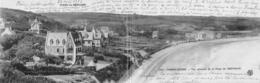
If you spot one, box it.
[123,37,260,83]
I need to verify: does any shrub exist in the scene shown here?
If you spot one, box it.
[23,66,75,75]
[0,62,56,83]
[43,55,63,65]
[15,47,35,62]
[0,34,24,50]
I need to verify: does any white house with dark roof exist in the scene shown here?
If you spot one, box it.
[1,26,15,37]
[0,17,15,37]
[100,26,110,38]
[45,32,84,65]
[0,17,5,30]
[29,18,42,34]
[152,31,159,39]
[80,26,102,48]
[185,30,215,41]
[80,27,94,47]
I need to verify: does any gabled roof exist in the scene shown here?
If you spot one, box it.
[70,32,83,46]
[80,31,93,40]
[30,18,42,27]
[46,31,83,46]
[82,26,93,32]
[80,26,103,40]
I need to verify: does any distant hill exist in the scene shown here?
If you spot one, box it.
[0,8,68,32]
[41,12,260,31]
[1,8,259,32]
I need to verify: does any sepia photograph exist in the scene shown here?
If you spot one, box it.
[0,0,260,83]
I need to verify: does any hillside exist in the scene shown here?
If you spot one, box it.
[41,12,260,32]
[0,8,68,32]
[1,8,260,39]
[1,8,259,33]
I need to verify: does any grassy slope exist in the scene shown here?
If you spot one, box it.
[0,8,68,32]
[1,8,258,32]
[41,12,260,31]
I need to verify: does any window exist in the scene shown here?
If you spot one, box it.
[68,44,73,48]
[88,41,91,44]
[77,47,82,52]
[56,39,60,45]
[57,48,59,53]
[62,39,66,45]
[50,39,54,45]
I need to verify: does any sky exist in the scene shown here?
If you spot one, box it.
[0,0,260,17]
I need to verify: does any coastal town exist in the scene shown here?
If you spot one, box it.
[0,7,260,83]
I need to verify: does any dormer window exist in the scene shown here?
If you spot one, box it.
[56,39,60,45]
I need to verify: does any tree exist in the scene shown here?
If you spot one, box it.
[3,47,17,60]
[0,62,25,82]
[0,34,24,50]
[43,55,63,65]
[15,47,35,62]
[2,34,46,61]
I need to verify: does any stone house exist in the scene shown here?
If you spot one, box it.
[185,30,215,41]
[45,32,84,65]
